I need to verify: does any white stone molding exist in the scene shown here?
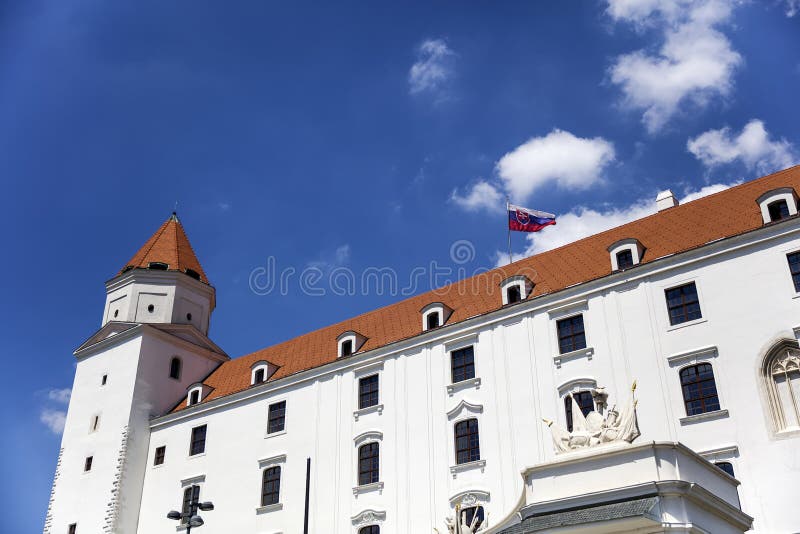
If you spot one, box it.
[337,330,367,357]
[760,339,800,435]
[447,377,482,396]
[667,345,718,367]
[257,454,287,469]
[546,298,588,319]
[103,425,129,533]
[421,301,453,330]
[449,459,487,478]
[351,509,386,526]
[353,360,384,376]
[250,360,272,385]
[448,489,490,506]
[42,447,63,534]
[352,481,384,496]
[256,502,283,514]
[556,377,597,396]
[553,346,594,369]
[500,275,533,305]
[446,399,483,421]
[679,409,730,426]
[444,333,479,352]
[353,430,383,447]
[607,238,645,271]
[180,474,206,487]
[698,444,739,459]
[353,403,384,421]
[756,187,798,224]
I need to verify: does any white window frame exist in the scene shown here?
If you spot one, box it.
[500,275,533,305]
[446,338,481,394]
[353,362,384,420]
[757,187,798,224]
[353,430,384,495]
[548,300,593,368]
[447,399,485,478]
[608,238,644,271]
[338,331,366,358]
[669,350,728,425]
[256,454,286,513]
[187,384,204,407]
[265,397,288,438]
[661,277,707,331]
[250,360,271,385]
[421,302,452,331]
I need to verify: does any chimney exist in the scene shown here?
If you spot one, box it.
[656,190,679,211]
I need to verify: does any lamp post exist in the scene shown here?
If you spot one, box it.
[167,499,214,533]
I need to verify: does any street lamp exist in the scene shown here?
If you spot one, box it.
[167,498,214,533]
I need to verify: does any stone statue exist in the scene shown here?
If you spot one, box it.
[543,382,640,454]
[435,503,488,534]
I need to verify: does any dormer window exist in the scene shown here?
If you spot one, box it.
[187,383,206,407]
[251,361,272,385]
[757,187,798,224]
[189,389,200,405]
[337,331,366,358]
[254,368,265,384]
[608,238,644,271]
[500,276,532,306]
[421,302,453,332]
[148,261,169,270]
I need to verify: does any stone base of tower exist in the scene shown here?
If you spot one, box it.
[494,442,752,534]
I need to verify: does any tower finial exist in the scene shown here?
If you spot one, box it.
[171,200,179,221]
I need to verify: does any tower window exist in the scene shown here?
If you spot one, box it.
[185,268,201,280]
[101,374,107,386]
[787,252,800,292]
[680,363,720,416]
[186,313,192,321]
[91,415,100,432]
[147,304,155,313]
[450,346,475,384]
[359,374,379,409]
[190,425,207,456]
[426,311,440,330]
[253,368,265,385]
[454,418,480,464]
[154,445,166,466]
[84,456,93,472]
[261,466,282,506]
[715,461,735,478]
[768,199,790,222]
[268,401,286,434]
[565,391,594,432]
[506,284,522,304]
[358,442,380,485]
[169,357,182,380]
[665,282,702,325]
[68,524,77,534]
[341,339,353,357]
[148,261,169,270]
[113,309,119,318]
[181,485,200,524]
[616,249,634,270]
[557,314,586,354]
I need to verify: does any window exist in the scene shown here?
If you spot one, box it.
[261,466,281,506]
[154,446,166,466]
[454,418,480,464]
[101,374,107,386]
[359,375,379,409]
[358,442,380,485]
[788,252,800,292]
[169,357,181,380]
[341,339,353,357]
[565,391,594,432]
[181,485,200,524]
[462,506,485,530]
[426,311,440,330]
[91,415,100,432]
[451,346,475,384]
[665,282,702,325]
[149,261,169,270]
[764,343,800,432]
[616,249,634,270]
[68,524,77,534]
[506,284,522,304]
[84,456,93,472]
[715,461,735,478]
[268,401,286,434]
[557,314,586,354]
[185,268,201,280]
[680,364,720,416]
[359,527,380,534]
[253,368,265,385]
[190,425,207,456]
[768,199,790,222]
[189,389,200,406]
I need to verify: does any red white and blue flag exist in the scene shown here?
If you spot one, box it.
[508,203,556,233]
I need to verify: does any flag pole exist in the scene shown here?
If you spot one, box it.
[506,197,513,265]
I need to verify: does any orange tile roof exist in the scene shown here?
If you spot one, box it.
[174,166,800,412]
[121,213,209,284]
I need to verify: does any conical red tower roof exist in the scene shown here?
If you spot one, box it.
[119,213,209,284]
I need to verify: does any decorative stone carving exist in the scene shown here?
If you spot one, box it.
[543,382,640,454]
[351,508,386,526]
[436,502,489,534]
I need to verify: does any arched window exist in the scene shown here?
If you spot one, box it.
[763,341,800,433]
[427,311,441,330]
[261,466,281,506]
[616,249,634,270]
[768,199,790,221]
[359,527,380,534]
[358,443,380,485]
[253,368,265,384]
[169,357,182,380]
[564,391,594,432]
[454,418,480,465]
[680,363,720,416]
[715,461,735,478]
[506,284,521,304]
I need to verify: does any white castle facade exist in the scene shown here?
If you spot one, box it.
[45,168,800,534]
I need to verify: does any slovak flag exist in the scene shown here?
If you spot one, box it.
[508,203,556,233]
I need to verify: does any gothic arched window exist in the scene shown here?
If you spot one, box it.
[763,341,800,433]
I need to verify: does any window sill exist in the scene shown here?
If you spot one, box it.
[256,502,283,514]
[679,409,729,426]
[447,377,481,396]
[667,317,707,332]
[553,346,593,369]
[449,459,486,479]
[188,452,206,460]
[352,481,384,496]
[265,429,286,439]
[353,403,384,421]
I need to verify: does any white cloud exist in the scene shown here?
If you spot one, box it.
[786,0,799,17]
[334,244,351,264]
[47,388,71,404]
[687,119,797,174]
[495,182,737,263]
[408,39,455,97]
[450,181,504,213]
[495,130,616,200]
[40,409,67,434]
[607,0,742,133]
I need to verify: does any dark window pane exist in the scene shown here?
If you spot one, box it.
[462,506,485,529]
[189,390,200,405]
[557,314,586,354]
[341,339,353,356]
[665,283,702,325]
[616,249,634,269]
[715,461,735,478]
[359,375,379,409]
[788,252,800,292]
[181,485,200,524]
[261,466,281,506]
[450,346,475,383]
[359,527,380,534]
[454,418,480,464]
[507,285,522,304]
[68,524,77,534]
[154,446,166,466]
[679,364,719,416]
[190,425,206,456]
[84,456,93,472]
[169,357,181,379]
[268,401,286,434]
[254,368,265,384]
[564,391,594,432]
[358,443,380,485]
[426,311,440,330]
[768,200,790,222]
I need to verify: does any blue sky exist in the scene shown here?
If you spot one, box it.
[1,1,798,530]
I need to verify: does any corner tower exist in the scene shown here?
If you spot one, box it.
[103,212,215,334]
